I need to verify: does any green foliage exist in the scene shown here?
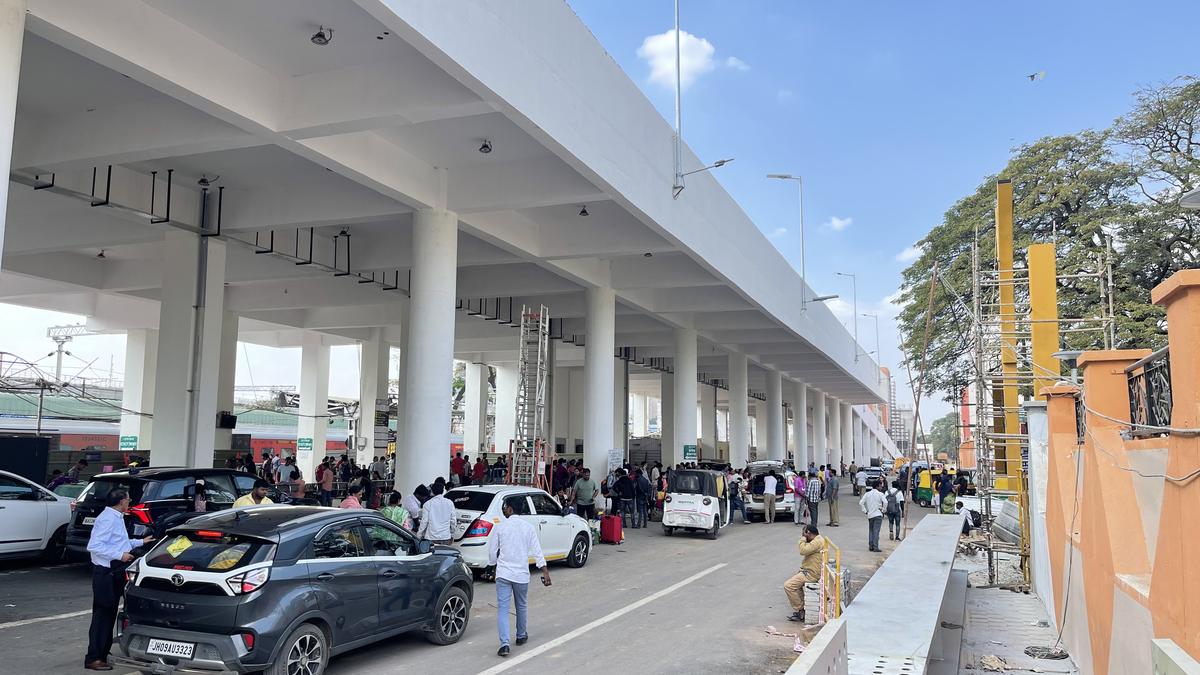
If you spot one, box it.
[897,78,1200,401]
[927,412,961,461]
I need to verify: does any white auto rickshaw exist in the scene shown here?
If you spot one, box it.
[662,469,731,539]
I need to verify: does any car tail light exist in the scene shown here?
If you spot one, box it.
[70,500,77,512]
[664,495,672,503]
[226,567,270,595]
[124,559,140,585]
[463,518,493,539]
[194,530,224,539]
[129,503,152,525]
[785,484,794,494]
[240,632,255,650]
[702,497,712,506]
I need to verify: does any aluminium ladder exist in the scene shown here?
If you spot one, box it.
[507,305,550,489]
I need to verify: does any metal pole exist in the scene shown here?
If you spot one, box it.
[852,274,858,360]
[673,0,682,193]
[36,379,45,436]
[798,177,807,312]
[53,342,64,381]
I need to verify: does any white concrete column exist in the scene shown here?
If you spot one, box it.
[812,389,827,467]
[728,352,749,465]
[840,401,853,470]
[357,328,390,465]
[296,332,330,482]
[399,208,458,493]
[700,382,717,459]
[583,286,616,475]
[613,356,626,456]
[753,405,766,459]
[152,232,226,468]
[766,369,785,461]
[793,380,809,470]
[631,393,647,437]
[495,364,519,454]
[392,299,409,480]
[213,312,238,457]
[462,362,488,456]
[671,327,698,467]
[829,397,842,470]
[120,329,157,452]
[659,372,674,465]
[0,0,24,273]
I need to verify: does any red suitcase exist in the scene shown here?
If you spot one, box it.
[600,515,623,544]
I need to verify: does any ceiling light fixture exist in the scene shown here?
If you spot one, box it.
[579,205,589,217]
[197,174,220,188]
[96,249,106,259]
[644,252,653,258]
[478,139,493,154]
[310,26,333,46]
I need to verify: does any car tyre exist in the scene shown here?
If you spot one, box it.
[42,525,67,563]
[426,586,470,645]
[663,525,674,536]
[566,534,590,568]
[707,521,719,540]
[270,623,327,675]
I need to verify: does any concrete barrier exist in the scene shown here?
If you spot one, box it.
[788,618,848,675]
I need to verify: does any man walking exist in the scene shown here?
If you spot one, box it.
[792,472,807,525]
[859,480,887,552]
[804,471,822,527]
[417,483,456,545]
[633,468,653,528]
[85,489,154,670]
[571,468,599,520]
[490,497,551,657]
[729,470,750,524]
[762,469,779,524]
[885,480,906,541]
[783,524,828,624]
[611,469,636,527]
[825,469,841,527]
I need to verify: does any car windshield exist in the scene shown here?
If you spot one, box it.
[445,490,495,512]
[145,532,274,572]
[81,477,144,504]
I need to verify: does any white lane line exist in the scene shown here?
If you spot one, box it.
[0,609,91,630]
[477,562,727,675]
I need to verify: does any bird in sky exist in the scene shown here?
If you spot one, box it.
[1027,71,1047,82]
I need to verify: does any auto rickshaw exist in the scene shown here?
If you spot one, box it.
[915,466,958,508]
[662,469,730,539]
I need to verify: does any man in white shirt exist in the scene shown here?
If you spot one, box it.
[417,482,455,544]
[85,488,155,671]
[885,480,906,541]
[488,496,551,657]
[859,482,888,552]
[762,470,779,523]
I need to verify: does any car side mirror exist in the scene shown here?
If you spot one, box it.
[417,539,433,554]
[561,506,572,517]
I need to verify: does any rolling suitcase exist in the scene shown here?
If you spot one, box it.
[600,514,623,544]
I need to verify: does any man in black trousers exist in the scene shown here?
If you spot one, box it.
[84,488,154,670]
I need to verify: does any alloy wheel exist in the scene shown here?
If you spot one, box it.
[285,633,323,675]
[573,539,587,565]
[440,594,467,638]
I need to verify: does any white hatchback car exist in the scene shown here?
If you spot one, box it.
[744,461,798,520]
[0,469,73,561]
[444,485,591,571]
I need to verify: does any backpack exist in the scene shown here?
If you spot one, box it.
[728,479,740,499]
[885,489,900,515]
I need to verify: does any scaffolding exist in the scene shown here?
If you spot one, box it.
[966,180,1115,586]
[507,305,550,489]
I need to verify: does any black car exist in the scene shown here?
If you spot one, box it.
[112,506,473,674]
[66,467,278,561]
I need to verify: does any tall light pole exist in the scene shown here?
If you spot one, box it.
[673,0,683,195]
[767,174,807,310]
[836,272,858,361]
[861,312,881,381]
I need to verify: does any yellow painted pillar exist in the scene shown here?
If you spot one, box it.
[995,179,1020,486]
[1028,243,1061,394]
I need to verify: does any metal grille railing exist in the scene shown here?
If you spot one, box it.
[1127,347,1172,435]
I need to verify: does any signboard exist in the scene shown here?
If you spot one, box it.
[297,437,314,464]
[607,448,624,474]
[683,444,698,462]
[373,399,390,451]
[119,435,138,452]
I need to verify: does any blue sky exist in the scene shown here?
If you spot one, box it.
[567,0,1200,419]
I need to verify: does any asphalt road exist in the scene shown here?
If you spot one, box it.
[0,490,927,675]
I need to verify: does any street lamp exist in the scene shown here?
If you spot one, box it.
[836,272,858,361]
[767,173,808,311]
[861,312,881,382]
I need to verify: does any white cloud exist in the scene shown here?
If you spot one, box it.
[826,297,854,323]
[776,88,796,102]
[637,29,716,90]
[769,226,787,238]
[895,244,922,262]
[824,216,853,231]
[725,56,750,72]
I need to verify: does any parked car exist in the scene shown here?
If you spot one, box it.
[67,467,267,561]
[0,469,72,561]
[744,461,797,520]
[113,506,473,674]
[445,485,591,571]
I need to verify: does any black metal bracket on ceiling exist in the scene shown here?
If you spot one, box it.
[498,297,514,325]
[90,165,112,207]
[149,169,172,223]
[549,318,563,340]
[32,172,55,190]
[200,186,223,237]
[295,227,315,265]
[358,271,376,284]
[331,230,350,276]
[254,230,275,254]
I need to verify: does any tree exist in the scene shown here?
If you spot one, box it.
[928,412,961,462]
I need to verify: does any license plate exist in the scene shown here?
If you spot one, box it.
[146,638,195,659]
[82,517,96,526]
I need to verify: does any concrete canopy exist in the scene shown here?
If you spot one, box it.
[2,0,886,404]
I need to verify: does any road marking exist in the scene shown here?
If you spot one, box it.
[476,562,727,675]
[0,609,90,630]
